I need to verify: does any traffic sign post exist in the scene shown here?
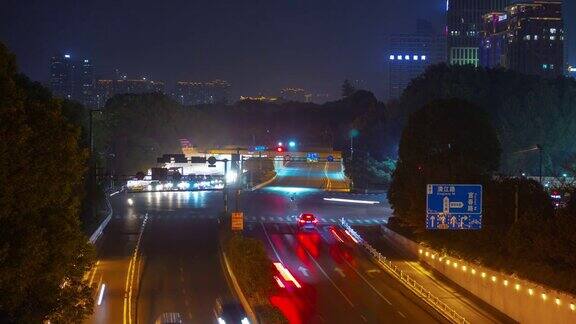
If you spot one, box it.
[231,212,244,231]
[426,184,482,230]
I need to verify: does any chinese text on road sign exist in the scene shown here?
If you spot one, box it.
[231,212,244,231]
[426,184,482,230]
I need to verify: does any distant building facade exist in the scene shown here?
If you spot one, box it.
[49,53,74,100]
[76,59,95,107]
[280,88,309,102]
[49,53,96,107]
[175,80,231,105]
[95,78,166,107]
[384,20,446,100]
[480,1,564,77]
[447,0,510,67]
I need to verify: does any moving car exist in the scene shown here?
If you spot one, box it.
[214,298,249,324]
[297,213,318,230]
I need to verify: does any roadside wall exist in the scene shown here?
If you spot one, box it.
[382,227,576,324]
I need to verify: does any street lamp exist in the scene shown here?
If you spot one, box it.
[349,129,359,161]
[536,144,543,184]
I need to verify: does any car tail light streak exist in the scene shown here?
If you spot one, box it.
[274,275,286,288]
[273,262,301,288]
[330,228,344,243]
[344,230,359,244]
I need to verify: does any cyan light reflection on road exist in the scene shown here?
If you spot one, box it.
[263,186,320,195]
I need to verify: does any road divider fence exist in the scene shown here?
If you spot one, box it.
[341,219,469,324]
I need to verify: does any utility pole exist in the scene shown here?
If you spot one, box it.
[514,179,519,223]
[89,109,103,181]
[350,136,354,162]
[536,144,543,184]
[223,159,228,213]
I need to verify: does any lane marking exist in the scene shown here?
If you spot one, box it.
[260,222,283,263]
[88,260,100,287]
[286,225,354,307]
[343,258,392,305]
[123,213,148,324]
[398,311,407,318]
[360,314,368,322]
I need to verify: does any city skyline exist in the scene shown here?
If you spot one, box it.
[2,0,574,102]
[0,0,454,101]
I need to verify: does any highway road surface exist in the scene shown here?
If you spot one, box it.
[84,192,231,324]
[84,160,511,324]
[269,161,350,191]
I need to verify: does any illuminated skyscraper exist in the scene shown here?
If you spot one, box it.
[384,20,446,100]
[49,53,74,99]
[77,59,95,107]
[480,1,564,77]
[447,0,510,67]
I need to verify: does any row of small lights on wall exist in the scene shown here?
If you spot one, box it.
[418,249,575,312]
[389,54,427,61]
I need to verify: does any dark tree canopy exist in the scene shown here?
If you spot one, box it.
[341,79,356,98]
[388,98,501,225]
[0,42,94,322]
[96,89,387,176]
[386,64,576,175]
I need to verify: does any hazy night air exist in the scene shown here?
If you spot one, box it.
[2,1,576,323]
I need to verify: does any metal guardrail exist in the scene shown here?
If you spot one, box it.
[88,186,121,244]
[341,219,469,324]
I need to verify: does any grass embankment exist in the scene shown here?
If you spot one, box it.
[387,216,576,295]
[223,234,287,323]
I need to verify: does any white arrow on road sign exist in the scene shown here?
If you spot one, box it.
[443,196,450,213]
[334,267,345,278]
[449,202,464,208]
[298,266,309,277]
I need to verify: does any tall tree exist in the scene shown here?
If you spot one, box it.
[341,79,356,98]
[0,42,94,322]
[388,98,501,226]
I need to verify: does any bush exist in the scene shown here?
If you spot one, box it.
[254,304,289,324]
[223,234,288,322]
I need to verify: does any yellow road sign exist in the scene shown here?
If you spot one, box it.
[231,212,244,231]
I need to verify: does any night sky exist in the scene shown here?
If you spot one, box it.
[1,0,574,100]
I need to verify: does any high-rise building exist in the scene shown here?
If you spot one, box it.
[95,80,113,108]
[95,77,166,107]
[175,80,231,105]
[480,1,564,77]
[447,0,510,67]
[384,21,446,100]
[49,53,74,99]
[77,59,95,107]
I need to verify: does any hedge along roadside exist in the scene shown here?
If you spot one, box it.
[222,233,288,323]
